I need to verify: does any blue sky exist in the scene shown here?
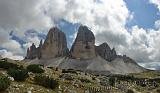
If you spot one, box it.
[55,19,80,48]
[125,0,160,29]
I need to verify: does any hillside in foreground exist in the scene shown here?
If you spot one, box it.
[0,58,160,93]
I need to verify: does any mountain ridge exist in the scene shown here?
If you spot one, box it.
[25,25,147,74]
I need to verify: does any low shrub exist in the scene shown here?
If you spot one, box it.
[0,75,10,91]
[156,89,160,93]
[109,77,116,86]
[59,74,74,80]
[47,67,53,69]
[127,89,134,93]
[7,68,29,81]
[92,77,96,80]
[0,60,21,70]
[62,69,77,74]
[27,64,44,73]
[80,78,91,83]
[34,75,58,89]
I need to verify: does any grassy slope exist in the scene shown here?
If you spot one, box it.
[0,58,101,93]
[1,58,160,93]
[129,70,160,79]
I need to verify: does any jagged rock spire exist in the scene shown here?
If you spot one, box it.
[25,43,37,59]
[41,27,68,59]
[25,26,117,61]
[37,40,43,59]
[96,43,117,61]
[39,40,43,48]
[30,43,36,50]
[70,25,96,59]
[25,27,69,59]
[26,48,30,59]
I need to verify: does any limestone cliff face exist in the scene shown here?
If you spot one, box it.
[41,27,68,59]
[25,25,146,74]
[26,43,38,59]
[25,27,69,59]
[37,40,43,59]
[70,25,96,59]
[96,43,117,61]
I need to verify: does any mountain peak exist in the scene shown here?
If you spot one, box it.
[70,25,96,59]
[25,25,146,74]
[41,27,68,59]
[25,27,68,59]
[96,43,117,61]
[76,25,95,43]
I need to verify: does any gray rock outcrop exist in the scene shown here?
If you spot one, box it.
[96,43,117,61]
[41,27,68,59]
[26,43,38,59]
[70,25,96,59]
[25,25,146,74]
[25,27,69,59]
[37,40,43,59]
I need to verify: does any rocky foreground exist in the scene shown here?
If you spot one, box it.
[25,25,146,74]
[0,58,160,93]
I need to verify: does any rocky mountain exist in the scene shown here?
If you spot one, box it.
[26,27,69,59]
[26,43,38,59]
[25,25,146,74]
[70,26,96,59]
[41,27,69,59]
[96,43,117,62]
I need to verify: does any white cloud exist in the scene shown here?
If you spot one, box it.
[0,0,53,33]
[1,39,23,55]
[46,0,160,64]
[0,0,52,60]
[25,35,41,47]
[0,28,24,58]
[138,62,160,70]
[122,26,153,62]
[0,0,131,60]
[45,0,131,47]
[0,49,23,60]
[150,0,160,11]
[155,20,160,29]
[0,0,160,71]
[22,34,42,56]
